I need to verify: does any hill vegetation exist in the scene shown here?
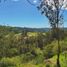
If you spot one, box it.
[0,25,67,67]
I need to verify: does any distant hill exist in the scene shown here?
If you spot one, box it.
[0,25,49,33]
[0,25,67,33]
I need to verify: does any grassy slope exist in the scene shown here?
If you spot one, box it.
[0,53,67,67]
[50,53,67,67]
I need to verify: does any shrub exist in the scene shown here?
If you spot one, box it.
[22,52,35,63]
[0,58,16,67]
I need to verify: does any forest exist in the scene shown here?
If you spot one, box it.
[0,25,67,67]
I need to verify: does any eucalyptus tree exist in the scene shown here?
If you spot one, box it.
[27,0,67,67]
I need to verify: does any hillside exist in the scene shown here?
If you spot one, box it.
[0,53,67,67]
[0,25,49,33]
[0,25,67,67]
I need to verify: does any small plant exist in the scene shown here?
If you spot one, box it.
[46,63,50,67]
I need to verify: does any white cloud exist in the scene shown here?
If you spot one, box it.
[45,0,67,10]
[33,0,37,3]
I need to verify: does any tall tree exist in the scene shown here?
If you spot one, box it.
[39,0,67,67]
[37,0,67,67]
[27,0,67,67]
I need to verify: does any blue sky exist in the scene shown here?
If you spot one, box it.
[0,0,67,28]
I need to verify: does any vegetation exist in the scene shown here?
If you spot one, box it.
[0,25,67,67]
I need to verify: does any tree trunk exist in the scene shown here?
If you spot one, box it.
[57,37,61,67]
[56,7,61,67]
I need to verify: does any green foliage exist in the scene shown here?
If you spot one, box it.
[0,26,67,67]
[0,58,16,67]
[22,52,35,63]
[32,48,44,64]
[45,63,51,67]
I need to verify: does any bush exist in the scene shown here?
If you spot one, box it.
[43,45,54,59]
[46,64,50,67]
[22,52,35,63]
[31,48,44,64]
[0,58,16,67]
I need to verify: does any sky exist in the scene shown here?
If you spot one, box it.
[0,0,67,28]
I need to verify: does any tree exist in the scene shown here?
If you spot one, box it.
[37,0,67,67]
[27,0,67,67]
